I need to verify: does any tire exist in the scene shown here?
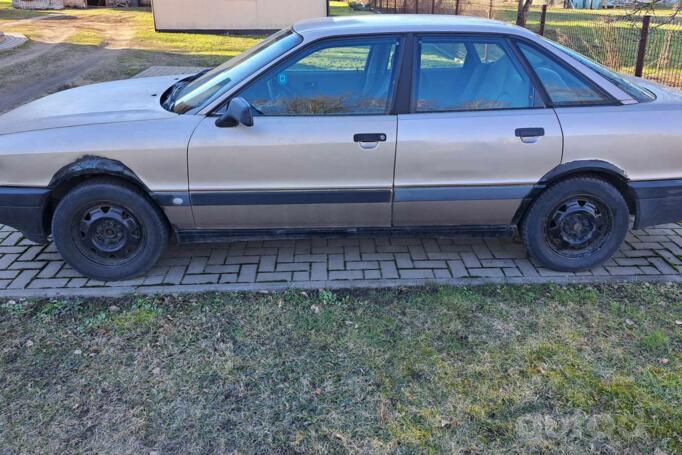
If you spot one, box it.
[521,177,630,272]
[51,178,169,281]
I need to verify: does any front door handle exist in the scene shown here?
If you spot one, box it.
[515,128,545,138]
[515,127,545,144]
[354,133,387,143]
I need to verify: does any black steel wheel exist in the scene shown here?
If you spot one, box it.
[52,178,169,281]
[544,195,612,259]
[72,202,144,265]
[521,177,629,272]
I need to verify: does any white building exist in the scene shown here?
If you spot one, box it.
[151,0,328,32]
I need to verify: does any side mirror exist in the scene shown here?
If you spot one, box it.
[215,97,254,128]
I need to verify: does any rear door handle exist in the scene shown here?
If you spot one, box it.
[515,128,545,138]
[354,133,387,143]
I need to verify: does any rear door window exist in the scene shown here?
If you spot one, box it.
[413,36,541,112]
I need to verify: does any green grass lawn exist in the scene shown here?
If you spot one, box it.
[1,284,680,453]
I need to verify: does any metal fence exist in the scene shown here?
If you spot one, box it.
[370,0,682,88]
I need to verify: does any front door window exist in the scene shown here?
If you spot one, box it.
[239,37,401,116]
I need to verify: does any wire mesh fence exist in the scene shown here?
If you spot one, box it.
[370,0,682,88]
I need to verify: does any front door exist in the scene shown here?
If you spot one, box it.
[394,35,564,226]
[188,36,402,230]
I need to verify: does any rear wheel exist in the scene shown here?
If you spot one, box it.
[52,179,168,281]
[521,177,629,272]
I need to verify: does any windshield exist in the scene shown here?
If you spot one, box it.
[168,28,303,114]
[545,38,655,103]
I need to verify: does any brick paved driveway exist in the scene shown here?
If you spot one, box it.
[2,223,682,297]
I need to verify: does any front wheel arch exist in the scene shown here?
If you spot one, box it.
[44,157,169,237]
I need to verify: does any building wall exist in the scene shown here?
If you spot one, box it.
[152,0,327,31]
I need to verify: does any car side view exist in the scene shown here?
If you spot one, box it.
[0,15,681,281]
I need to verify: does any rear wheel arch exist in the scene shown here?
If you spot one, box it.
[514,160,636,225]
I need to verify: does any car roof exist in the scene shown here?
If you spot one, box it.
[292,14,535,39]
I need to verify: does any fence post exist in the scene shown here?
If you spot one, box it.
[431,0,435,13]
[635,15,651,77]
[394,0,397,13]
[416,0,419,13]
[539,5,547,36]
[488,0,493,18]
[455,0,460,15]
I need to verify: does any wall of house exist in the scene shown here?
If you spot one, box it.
[152,0,326,31]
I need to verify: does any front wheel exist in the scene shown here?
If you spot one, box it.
[52,179,169,281]
[521,177,630,272]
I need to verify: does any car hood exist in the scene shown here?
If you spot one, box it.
[0,75,185,135]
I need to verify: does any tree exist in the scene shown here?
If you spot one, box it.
[516,0,533,27]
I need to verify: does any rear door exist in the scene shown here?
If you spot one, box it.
[394,34,564,227]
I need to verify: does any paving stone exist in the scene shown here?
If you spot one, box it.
[433,269,452,279]
[220,274,238,283]
[311,262,328,281]
[399,269,434,279]
[503,267,523,277]
[37,261,64,278]
[257,272,291,282]
[468,268,504,278]
[238,264,258,283]
[293,271,310,281]
[0,270,19,280]
[364,270,382,280]
[204,264,240,274]
[413,260,447,269]
[18,246,44,262]
[164,266,186,285]
[9,261,47,270]
[259,255,277,272]
[28,278,69,289]
[67,278,88,288]
[649,257,677,275]
[276,262,310,272]
[187,257,208,274]
[207,249,227,265]
[182,274,219,285]
[394,253,413,269]
[461,252,482,268]
[427,252,462,260]
[362,253,395,261]
[514,259,540,277]
[8,269,39,289]
[343,246,361,261]
[408,245,428,260]
[329,270,364,280]
[294,254,327,263]
[346,261,380,270]
[143,276,165,286]
[447,260,468,278]
[380,261,399,279]
[328,253,345,270]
